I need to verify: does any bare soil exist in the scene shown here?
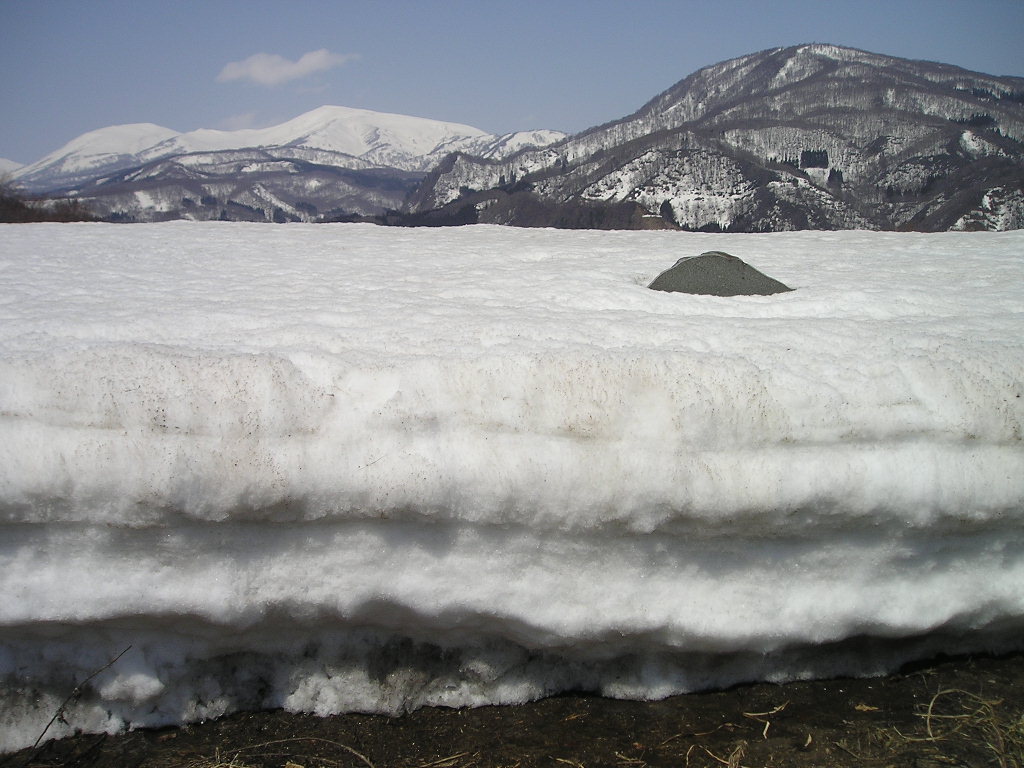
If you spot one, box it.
[6,652,1022,768]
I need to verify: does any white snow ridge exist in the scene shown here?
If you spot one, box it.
[1,223,1023,751]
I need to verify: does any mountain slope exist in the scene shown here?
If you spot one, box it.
[0,158,24,176]
[11,107,566,222]
[409,44,1024,231]
[12,107,487,191]
[133,106,498,173]
[13,124,180,192]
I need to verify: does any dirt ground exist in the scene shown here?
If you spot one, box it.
[6,652,1022,768]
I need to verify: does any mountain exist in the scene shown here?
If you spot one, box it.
[10,46,1024,230]
[13,124,181,191]
[11,107,566,222]
[0,158,24,176]
[408,44,1024,231]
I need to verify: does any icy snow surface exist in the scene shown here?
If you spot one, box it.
[1,223,1023,750]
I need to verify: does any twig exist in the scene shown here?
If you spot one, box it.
[833,741,867,759]
[701,748,730,766]
[670,722,738,740]
[613,751,645,765]
[417,752,470,768]
[232,738,377,768]
[741,702,788,718]
[897,688,979,742]
[701,744,750,768]
[29,645,132,752]
[742,700,787,739]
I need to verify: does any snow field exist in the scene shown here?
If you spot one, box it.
[0,223,1022,751]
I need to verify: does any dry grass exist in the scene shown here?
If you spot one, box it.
[178,690,1024,768]
[149,688,1024,768]
[880,687,1024,768]
[184,738,376,768]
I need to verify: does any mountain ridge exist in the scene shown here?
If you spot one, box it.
[14,105,566,192]
[9,44,1024,229]
[410,44,1024,231]
[0,157,24,176]
[9,106,566,222]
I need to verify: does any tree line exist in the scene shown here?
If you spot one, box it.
[0,180,97,223]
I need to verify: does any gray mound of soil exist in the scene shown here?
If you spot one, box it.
[649,251,793,296]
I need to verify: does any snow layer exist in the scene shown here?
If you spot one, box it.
[1,224,1023,751]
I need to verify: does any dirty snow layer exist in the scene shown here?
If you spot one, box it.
[1,223,1022,751]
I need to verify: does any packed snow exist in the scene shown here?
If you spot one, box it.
[1,223,1022,751]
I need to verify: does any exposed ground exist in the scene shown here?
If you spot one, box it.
[6,652,1022,768]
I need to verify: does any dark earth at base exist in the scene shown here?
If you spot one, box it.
[7,652,1022,768]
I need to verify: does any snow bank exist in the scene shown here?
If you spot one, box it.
[1,223,1022,751]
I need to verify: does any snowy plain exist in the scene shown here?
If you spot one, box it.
[0,222,1022,751]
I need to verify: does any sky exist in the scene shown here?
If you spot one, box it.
[2,0,1023,165]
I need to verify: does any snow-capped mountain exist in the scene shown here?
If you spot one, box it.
[11,106,566,222]
[409,44,1024,231]
[10,46,1023,229]
[0,158,24,176]
[13,124,180,191]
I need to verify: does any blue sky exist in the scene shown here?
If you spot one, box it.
[2,0,1023,165]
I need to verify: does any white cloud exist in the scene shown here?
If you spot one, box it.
[217,49,358,87]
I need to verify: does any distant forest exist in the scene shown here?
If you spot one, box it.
[0,182,96,223]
